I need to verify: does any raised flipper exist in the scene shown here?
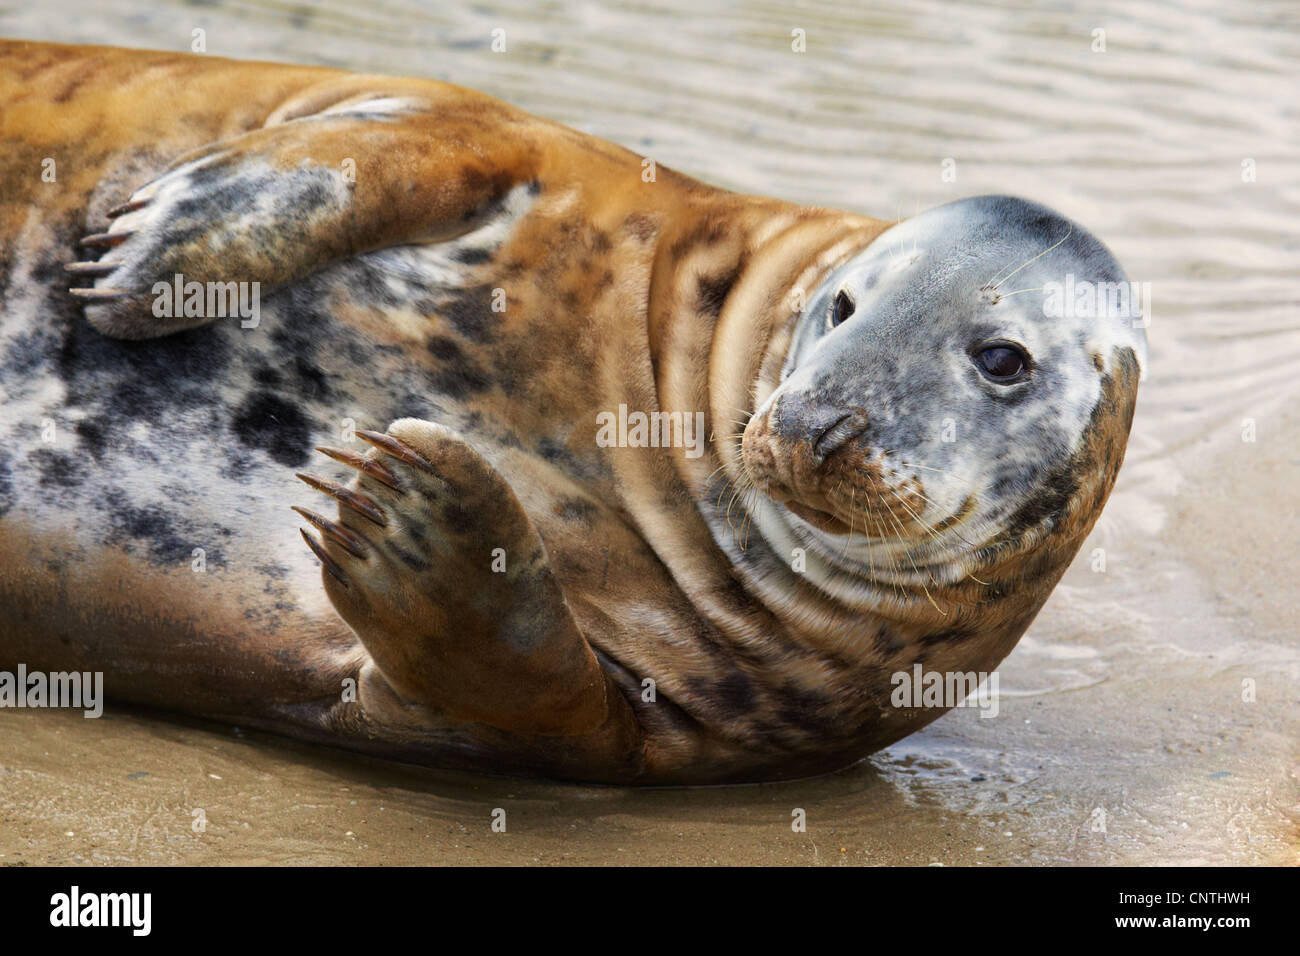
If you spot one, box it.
[67,81,543,339]
[294,418,634,740]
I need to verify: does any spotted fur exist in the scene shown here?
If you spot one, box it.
[0,41,1142,784]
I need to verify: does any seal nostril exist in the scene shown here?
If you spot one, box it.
[813,411,867,463]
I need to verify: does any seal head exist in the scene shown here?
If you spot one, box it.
[742,195,1146,592]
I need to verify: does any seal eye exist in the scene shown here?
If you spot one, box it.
[829,290,855,329]
[975,344,1029,382]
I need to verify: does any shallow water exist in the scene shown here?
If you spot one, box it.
[1,0,1297,865]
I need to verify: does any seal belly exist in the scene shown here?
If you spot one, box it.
[0,172,539,721]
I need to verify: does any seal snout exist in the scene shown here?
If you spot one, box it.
[742,394,925,538]
[772,399,868,467]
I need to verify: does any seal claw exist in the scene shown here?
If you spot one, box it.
[106,198,148,218]
[64,261,117,277]
[315,445,402,491]
[295,472,387,527]
[291,506,370,559]
[68,288,133,301]
[355,429,437,475]
[79,231,132,249]
[299,528,348,586]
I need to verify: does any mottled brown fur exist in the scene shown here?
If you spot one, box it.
[0,41,1140,784]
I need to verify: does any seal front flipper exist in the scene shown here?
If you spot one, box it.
[68,81,542,339]
[295,418,639,744]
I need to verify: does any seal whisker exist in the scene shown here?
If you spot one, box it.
[736,486,754,550]
[701,468,731,500]
[725,475,755,545]
[889,489,977,600]
[865,508,906,602]
[838,486,856,561]
[993,286,1047,298]
[885,487,985,595]
[729,473,762,549]
[878,451,979,491]
[723,478,747,529]
[879,501,947,616]
[730,480,750,546]
[740,483,763,550]
[849,487,885,587]
[701,470,727,498]
[701,461,731,486]
[894,486,977,554]
[986,223,1073,290]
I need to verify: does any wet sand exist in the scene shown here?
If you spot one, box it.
[1,0,1297,865]
[1,399,1294,867]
